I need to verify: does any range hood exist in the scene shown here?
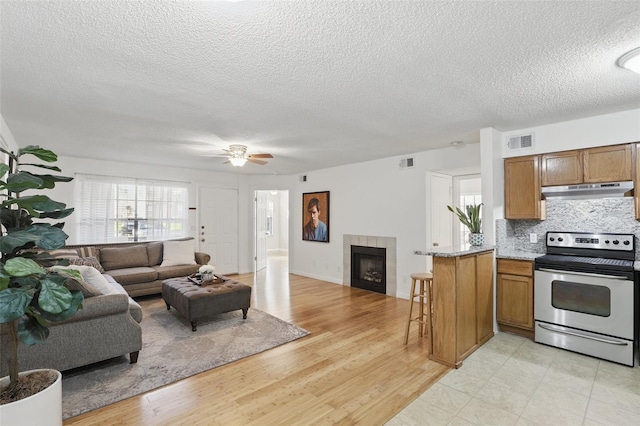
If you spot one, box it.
[541,181,634,200]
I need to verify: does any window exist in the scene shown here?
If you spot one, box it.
[76,174,189,243]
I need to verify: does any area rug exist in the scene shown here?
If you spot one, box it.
[61,297,309,419]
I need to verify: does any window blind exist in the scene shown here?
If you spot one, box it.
[75,174,189,244]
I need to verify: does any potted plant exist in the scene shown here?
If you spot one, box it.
[447,203,484,246]
[0,145,83,425]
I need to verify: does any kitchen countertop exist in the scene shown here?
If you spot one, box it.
[414,244,495,257]
[495,249,542,261]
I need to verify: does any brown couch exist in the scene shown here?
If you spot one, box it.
[65,238,211,297]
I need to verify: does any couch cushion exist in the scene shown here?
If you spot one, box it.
[68,256,106,273]
[153,264,201,280]
[100,245,149,270]
[160,239,197,267]
[103,275,143,323]
[106,267,158,285]
[147,241,164,266]
[60,264,116,296]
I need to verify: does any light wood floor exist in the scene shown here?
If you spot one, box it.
[64,257,449,425]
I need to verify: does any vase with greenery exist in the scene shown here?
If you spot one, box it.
[447,203,484,245]
[0,145,83,406]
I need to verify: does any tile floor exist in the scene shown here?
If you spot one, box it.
[387,332,640,426]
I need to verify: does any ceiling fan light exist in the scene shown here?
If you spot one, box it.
[617,47,640,74]
[229,157,247,167]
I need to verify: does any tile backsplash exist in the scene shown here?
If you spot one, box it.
[497,197,640,259]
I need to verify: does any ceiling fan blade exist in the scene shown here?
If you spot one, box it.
[248,153,273,159]
[247,158,268,165]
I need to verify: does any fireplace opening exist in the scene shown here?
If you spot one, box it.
[351,245,386,294]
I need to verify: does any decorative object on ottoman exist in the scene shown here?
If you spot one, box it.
[162,277,252,331]
[198,264,216,282]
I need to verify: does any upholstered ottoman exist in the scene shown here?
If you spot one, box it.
[162,276,251,331]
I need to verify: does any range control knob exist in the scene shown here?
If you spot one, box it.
[605,240,610,244]
[613,240,620,245]
[549,237,555,242]
[623,240,630,245]
[558,237,564,242]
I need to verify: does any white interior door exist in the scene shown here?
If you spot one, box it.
[255,191,268,272]
[430,172,453,249]
[198,187,238,275]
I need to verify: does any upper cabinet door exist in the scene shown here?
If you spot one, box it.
[583,144,633,183]
[505,155,544,220]
[541,150,583,186]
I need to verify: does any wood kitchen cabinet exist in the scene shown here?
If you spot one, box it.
[541,150,583,186]
[504,155,545,220]
[583,144,633,183]
[636,143,640,220]
[431,250,494,368]
[496,259,534,339]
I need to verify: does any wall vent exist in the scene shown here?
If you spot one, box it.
[507,133,534,150]
[300,175,307,182]
[399,157,414,169]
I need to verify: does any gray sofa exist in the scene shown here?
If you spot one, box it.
[65,238,211,297]
[0,274,142,375]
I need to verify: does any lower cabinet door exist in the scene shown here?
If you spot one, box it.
[497,273,533,330]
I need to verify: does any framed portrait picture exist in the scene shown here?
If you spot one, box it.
[302,191,330,242]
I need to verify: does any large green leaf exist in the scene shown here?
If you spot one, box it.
[37,174,74,189]
[17,316,49,345]
[18,146,57,163]
[18,163,62,172]
[5,171,44,192]
[3,257,46,277]
[24,224,69,250]
[0,287,34,322]
[38,278,72,314]
[0,163,9,179]
[0,208,33,230]
[37,207,74,220]
[40,290,83,322]
[0,229,43,253]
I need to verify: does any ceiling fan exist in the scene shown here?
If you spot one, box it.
[211,144,273,167]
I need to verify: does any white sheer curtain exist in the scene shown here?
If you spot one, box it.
[75,174,189,244]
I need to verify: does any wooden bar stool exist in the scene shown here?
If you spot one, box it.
[403,272,432,345]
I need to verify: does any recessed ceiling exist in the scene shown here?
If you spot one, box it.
[1,1,639,174]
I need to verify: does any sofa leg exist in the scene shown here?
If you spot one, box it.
[130,351,139,364]
[165,301,171,310]
[191,321,197,332]
[242,308,248,319]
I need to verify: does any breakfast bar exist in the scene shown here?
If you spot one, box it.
[414,244,495,368]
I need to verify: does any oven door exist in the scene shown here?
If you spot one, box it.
[534,268,634,340]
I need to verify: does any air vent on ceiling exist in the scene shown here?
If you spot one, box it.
[399,157,414,169]
[507,133,535,151]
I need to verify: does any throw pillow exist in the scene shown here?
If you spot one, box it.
[67,264,115,295]
[68,256,106,274]
[48,248,80,259]
[161,239,197,267]
[54,265,102,297]
[75,246,98,258]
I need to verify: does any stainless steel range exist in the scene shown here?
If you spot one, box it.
[534,231,636,366]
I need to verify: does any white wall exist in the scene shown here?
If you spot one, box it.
[502,108,640,158]
[249,144,482,299]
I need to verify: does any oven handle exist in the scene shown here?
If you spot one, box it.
[536,268,630,281]
[538,323,629,346]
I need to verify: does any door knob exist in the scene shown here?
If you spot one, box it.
[201,225,205,229]
[433,242,439,246]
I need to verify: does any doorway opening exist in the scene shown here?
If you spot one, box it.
[255,190,289,273]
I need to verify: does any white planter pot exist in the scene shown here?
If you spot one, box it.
[469,233,485,246]
[0,369,62,426]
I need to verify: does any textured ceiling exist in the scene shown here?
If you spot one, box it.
[1,1,639,175]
